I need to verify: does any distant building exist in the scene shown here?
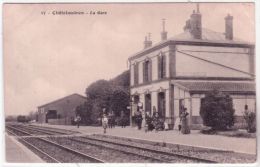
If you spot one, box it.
[37,93,87,125]
[128,5,255,128]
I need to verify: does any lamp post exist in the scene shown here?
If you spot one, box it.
[128,99,133,127]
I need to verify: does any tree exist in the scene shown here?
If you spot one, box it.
[110,87,130,117]
[5,115,17,122]
[75,101,92,125]
[200,90,235,130]
[110,70,130,88]
[83,70,130,125]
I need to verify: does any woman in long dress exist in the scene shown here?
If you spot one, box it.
[180,108,190,134]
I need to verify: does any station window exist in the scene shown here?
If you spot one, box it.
[143,59,152,83]
[134,62,139,85]
[158,54,166,79]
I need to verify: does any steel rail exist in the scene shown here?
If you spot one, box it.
[6,125,33,136]
[7,125,65,135]
[20,126,60,135]
[6,127,104,163]
[36,137,105,163]
[69,137,168,162]
[6,129,61,163]
[80,136,218,163]
[29,125,78,134]
[26,126,70,134]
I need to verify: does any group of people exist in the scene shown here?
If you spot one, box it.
[145,112,165,132]
[76,106,190,134]
[134,110,165,132]
[107,112,116,128]
[134,106,190,134]
[101,108,129,133]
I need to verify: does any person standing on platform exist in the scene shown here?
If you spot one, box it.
[152,112,160,132]
[180,108,190,134]
[108,112,113,128]
[75,115,81,128]
[135,110,143,130]
[111,112,116,128]
[145,112,153,132]
[120,110,127,128]
[102,113,108,134]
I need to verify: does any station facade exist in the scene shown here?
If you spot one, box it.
[128,7,255,128]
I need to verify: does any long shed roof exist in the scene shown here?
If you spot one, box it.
[173,81,255,94]
[38,93,87,108]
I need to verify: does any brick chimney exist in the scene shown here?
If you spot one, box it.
[143,33,152,49]
[190,4,202,39]
[161,19,167,41]
[225,14,233,40]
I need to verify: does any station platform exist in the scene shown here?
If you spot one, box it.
[5,134,44,163]
[34,123,256,155]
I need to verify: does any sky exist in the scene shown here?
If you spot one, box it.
[3,3,255,116]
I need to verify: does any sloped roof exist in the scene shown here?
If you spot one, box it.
[173,81,255,94]
[38,93,87,108]
[129,28,254,61]
[172,28,249,44]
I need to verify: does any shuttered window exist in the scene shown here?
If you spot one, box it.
[158,54,166,79]
[134,62,139,85]
[143,59,152,83]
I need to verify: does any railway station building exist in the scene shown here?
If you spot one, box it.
[37,93,87,125]
[128,6,255,129]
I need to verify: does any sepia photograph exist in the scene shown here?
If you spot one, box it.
[3,1,257,165]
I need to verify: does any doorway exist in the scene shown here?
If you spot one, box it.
[158,92,166,117]
[145,94,151,115]
[46,110,57,123]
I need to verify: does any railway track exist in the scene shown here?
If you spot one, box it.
[6,124,71,136]
[7,124,216,163]
[6,129,60,162]
[6,125,33,136]
[28,125,78,135]
[68,136,218,163]
[21,126,67,135]
[6,128,105,163]
[49,136,169,163]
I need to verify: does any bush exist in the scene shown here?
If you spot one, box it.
[200,128,217,135]
[200,90,235,130]
[243,110,256,133]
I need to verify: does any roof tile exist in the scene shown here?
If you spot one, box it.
[175,81,255,93]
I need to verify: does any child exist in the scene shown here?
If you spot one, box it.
[102,114,108,134]
[178,123,182,132]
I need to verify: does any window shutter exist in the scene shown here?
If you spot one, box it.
[134,62,139,85]
[158,56,161,79]
[136,62,139,84]
[143,61,146,83]
[162,55,166,78]
[149,59,152,82]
